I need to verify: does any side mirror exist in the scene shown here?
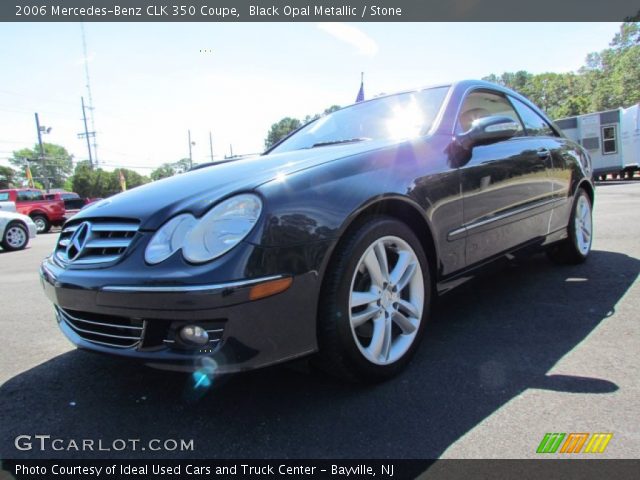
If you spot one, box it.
[456,115,520,151]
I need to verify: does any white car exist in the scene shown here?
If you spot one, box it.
[0,201,37,251]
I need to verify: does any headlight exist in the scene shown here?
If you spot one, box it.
[144,214,196,264]
[144,194,262,265]
[182,194,262,263]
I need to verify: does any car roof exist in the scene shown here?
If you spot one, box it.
[331,79,537,115]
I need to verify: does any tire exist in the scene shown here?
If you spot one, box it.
[547,189,593,265]
[314,216,432,382]
[1,221,29,251]
[626,170,634,180]
[32,215,50,233]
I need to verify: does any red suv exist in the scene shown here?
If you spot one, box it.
[44,191,87,220]
[0,188,66,233]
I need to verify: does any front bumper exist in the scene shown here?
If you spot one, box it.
[26,221,37,238]
[40,257,320,373]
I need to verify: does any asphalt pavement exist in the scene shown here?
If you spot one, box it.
[0,181,638,460]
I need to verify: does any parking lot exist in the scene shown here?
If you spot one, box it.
[0,181,638,460]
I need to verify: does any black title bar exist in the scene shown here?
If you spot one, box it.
[3,459,640,480]
[4,0,639,22]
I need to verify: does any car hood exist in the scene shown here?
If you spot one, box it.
[73,139,397,230]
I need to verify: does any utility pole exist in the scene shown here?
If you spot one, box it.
[80,96,94,168]
[188,130,193,169]
[209,131,214,162]
[34,112,50,192]
[81,23,98,165]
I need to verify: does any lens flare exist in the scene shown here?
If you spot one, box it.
[386,96,424,139]
[185,357,219,401]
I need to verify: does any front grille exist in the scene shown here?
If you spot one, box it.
[55,219,139,265]
[56,307,144,348]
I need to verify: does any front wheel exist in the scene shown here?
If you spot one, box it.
[314,216,431,382]
[547,189,593,265]
[2,222,29,251]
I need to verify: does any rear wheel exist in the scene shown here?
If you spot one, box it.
[32,215,50,233]
[314,216,431,382]
[547,189,592,265]
[2,222,29,251]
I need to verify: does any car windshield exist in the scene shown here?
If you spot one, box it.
[269,86,450,154]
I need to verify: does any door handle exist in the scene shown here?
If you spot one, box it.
[536,148,551,159]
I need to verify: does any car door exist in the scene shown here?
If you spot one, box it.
[508,96,575,233]
[455,90,555,266]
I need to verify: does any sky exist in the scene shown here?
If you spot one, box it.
[0,22,621,175]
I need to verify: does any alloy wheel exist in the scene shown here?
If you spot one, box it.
[348,235,424,365]
[574,194,592,256]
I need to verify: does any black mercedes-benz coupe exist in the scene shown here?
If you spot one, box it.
[40,80,594,381]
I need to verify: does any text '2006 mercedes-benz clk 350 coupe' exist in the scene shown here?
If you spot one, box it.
[40,80,594,382]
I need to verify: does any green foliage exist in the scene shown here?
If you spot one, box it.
[150,164,175,181]
[0,165,15,189]
[150,158,192,181]
[483,21,640,119]
[71,161,149,198]
[264,105,343,149]
[9,143,74,189]
[264,117,302,149]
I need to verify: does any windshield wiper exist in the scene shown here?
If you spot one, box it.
[310,137,370,148]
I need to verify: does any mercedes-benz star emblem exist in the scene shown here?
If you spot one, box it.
[66,222,91,262]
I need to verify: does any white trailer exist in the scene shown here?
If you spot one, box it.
[556,104,640,180]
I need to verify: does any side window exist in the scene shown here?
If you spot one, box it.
[0,193,9,201]
[602,125,617,154]
[457,91,524,135]
[510,97,556,137]
[30,191,44,201]
[17,191,31,201]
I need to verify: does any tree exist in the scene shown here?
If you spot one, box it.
[111,168,148,193]
[9,143,74,189]
[150,158,191,181]
[0,166,15,189]
[70,161,102,198]
[264,105,343,149]
[70,162,149,198]
[264,117,302,149]
[150,164,175,181]
[483,22,640,119]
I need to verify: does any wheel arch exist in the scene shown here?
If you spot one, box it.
[320,195,439,288]
[577,179,595,205]
[29,210,48,219]
[2,219,29,247]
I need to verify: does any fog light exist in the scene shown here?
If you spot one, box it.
[179,325,209,346]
